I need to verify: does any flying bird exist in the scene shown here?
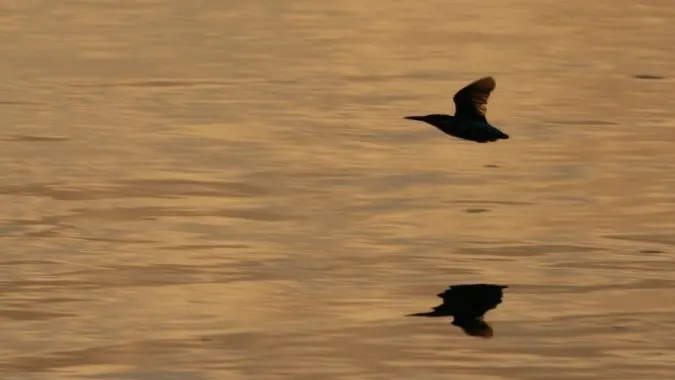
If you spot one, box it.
[404,76,509,143]
[407,283,508,338]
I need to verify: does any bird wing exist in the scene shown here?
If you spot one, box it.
[452,76,496,121]
[455,319,494,338]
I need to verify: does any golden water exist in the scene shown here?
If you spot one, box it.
[2,1,675,379]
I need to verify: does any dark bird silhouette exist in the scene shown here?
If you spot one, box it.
[404,76,509,143]
[407,283,508,338]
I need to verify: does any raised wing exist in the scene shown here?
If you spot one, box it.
[455,318,494,338]
[452,76,496,121]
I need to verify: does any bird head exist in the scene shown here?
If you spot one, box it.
[404,114,452,126]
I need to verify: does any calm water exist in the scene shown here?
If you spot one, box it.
[2,1,675,379]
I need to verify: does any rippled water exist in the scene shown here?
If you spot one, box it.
[2,1,675,379]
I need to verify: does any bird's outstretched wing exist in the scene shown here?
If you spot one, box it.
[455,318,494,338]
[452,76,496,121]
[437,283,506,319]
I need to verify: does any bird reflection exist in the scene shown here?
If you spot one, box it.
[407,283,507,338]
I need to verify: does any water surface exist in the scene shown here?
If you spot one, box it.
[2,1,675,379]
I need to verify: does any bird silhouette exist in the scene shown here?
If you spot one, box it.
[407,283,508,338]
[404,76,509,143]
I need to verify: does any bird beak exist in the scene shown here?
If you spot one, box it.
[404,115,424,121]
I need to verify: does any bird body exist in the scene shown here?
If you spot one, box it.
[405,76,509,143]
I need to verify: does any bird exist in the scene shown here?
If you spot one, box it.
[407,283,508,338]
[404,76,509,143]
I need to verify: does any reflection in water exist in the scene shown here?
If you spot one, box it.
[408,284,508,338]
[632,74,666,80]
